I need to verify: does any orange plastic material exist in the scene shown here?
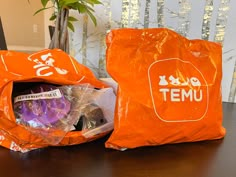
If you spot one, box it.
[0,49,108,152]
[105,28,226,150]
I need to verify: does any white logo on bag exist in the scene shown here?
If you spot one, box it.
[28,52,68,76]
[0,135,4,143]
[10,142,29,153]
[10,142,21,151]
[148,58,209,122]
[159,75,202,102]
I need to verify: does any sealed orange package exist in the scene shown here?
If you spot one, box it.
[0,49,115,152]
[105,28,226,150]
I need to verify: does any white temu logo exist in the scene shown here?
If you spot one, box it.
[28,52,68,76]
[159,76,168,86]
[159,75,202,102]
[0,135,4,143]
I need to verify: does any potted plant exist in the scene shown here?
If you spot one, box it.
[30,0,102,53]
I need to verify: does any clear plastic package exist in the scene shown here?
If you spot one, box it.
[60,84,116,138]
[13,84,77,145]
[13,83,116,145]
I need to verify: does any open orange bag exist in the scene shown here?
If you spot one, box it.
[0,49,112,152]
[105,28,226,150]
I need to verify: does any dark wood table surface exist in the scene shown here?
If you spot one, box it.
[0,102,235,177]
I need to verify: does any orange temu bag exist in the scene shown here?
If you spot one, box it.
[105,28,226,150]
[0,49,108,152]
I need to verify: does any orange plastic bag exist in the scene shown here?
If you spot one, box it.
[0,49,110,152]
[105,28,226,150]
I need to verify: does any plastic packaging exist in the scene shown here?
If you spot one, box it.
[13,84,76,144]
[60,84,116,138]
[13,83,116,145]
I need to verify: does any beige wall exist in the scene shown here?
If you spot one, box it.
[0,0,53,52]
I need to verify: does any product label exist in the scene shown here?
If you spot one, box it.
[148,58,209,122]
[14,89,62,103]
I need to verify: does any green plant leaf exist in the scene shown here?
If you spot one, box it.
[84,0,95,5]
[68,16,78,22]
[41,0,50,7]
[33,6,52,15]
[49,14,57,21]
[93,0,102,4]
[84,0,102,5]
[85,5,95,12]
[66,2,78,9]
[79,3,95,13]
[65,0,79,5]
[86,9,97,26]
[67,21,75,32]
[70,3,79,10]
[77,4,87,13]
[60,0,78,7]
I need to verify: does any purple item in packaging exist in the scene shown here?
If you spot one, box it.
[13,84,71,127]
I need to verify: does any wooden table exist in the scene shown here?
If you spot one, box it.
[0,103,235,177]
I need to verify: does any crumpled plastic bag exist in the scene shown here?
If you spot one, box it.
[0,49,115,152]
